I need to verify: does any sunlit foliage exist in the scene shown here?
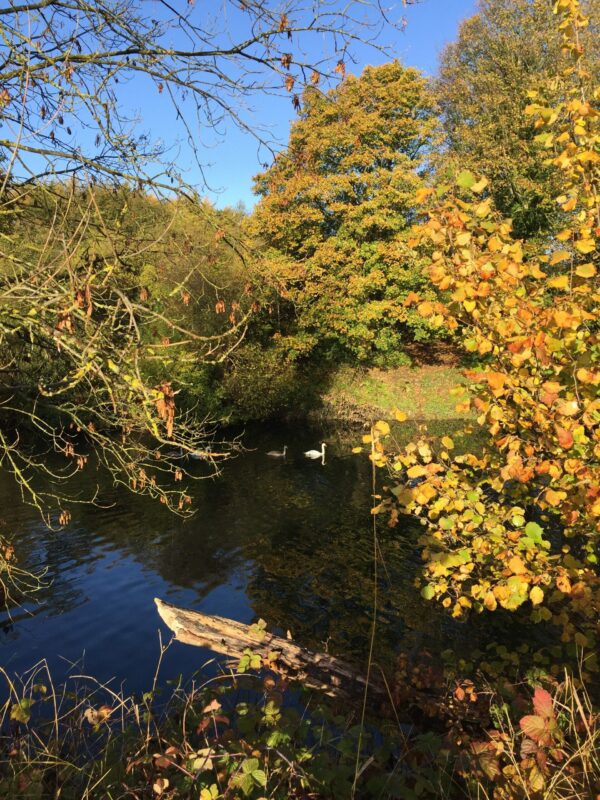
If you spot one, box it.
[380,0,599,667]
[437,0,599,239]
[251,62,442,366]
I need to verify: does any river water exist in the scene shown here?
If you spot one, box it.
[0,420,471,694]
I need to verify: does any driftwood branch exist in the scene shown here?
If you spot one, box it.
[155,598,385,698]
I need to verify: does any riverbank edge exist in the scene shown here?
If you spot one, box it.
[286,363,471,427]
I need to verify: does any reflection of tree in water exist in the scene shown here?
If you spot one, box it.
[0,423,575,681]
[0,468,244,630]
[244,513,451,666]
[238,450,443,666]
[0,424,473,668]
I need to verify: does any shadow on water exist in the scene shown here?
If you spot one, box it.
[0,418,537,694]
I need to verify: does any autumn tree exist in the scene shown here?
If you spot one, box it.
[436,0,599,239]
[377,0,599,677]
[250,61,440,366]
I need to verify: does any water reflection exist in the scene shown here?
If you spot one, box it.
[0,421,463,692]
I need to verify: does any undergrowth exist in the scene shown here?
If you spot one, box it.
[0,641,598,799]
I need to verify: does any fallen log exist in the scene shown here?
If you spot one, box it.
[155,598,386,699]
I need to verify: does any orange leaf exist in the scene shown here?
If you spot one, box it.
[544,488,566,507]
[555,426,574,449]
[508,556,527,575]
[556,575,572,594]
[532,688,553,719]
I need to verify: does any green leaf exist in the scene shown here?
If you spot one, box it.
[457,170,476,189]
[524,521,544,544]
[252,769,267,787]
[242,758,260,774]
[237,772,255,796]
[421,585,435,601]
[10,698,33,724]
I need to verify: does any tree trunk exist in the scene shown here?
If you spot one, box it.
[154,598,385,699]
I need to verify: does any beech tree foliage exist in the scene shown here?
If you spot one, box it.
[251,62,440,365]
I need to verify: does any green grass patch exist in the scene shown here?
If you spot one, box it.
[323,365,471,422]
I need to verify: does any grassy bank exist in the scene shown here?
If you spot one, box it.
[313,364,471,425]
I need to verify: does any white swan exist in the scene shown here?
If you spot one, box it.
[267,445,288,458]
[304,443,326,460]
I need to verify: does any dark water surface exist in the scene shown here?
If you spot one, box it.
[0,421,460,694]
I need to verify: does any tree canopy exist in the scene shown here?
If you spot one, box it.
[436,0,599,239]
[251,62,441,365]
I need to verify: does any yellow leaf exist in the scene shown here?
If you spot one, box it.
[556,399,579,417]
[549,250,571,265]
[529,586,544,606]
[561,196,578,212]
[463,299,476,312]
[417,443,432,461]
[484,591,497,611]
[351,447,363,454]
[407,465,427,479]
[474,200,491,218]
[441,436,454,450]
[394,409,408,422]
[576,263,596,277]
[575,238,595,254]
[576,368,598,383]
[415,187,434,204]
[556,575,572,594]
[545,488,566,507]
[374,420,390,436]
[414,484,437,505]
[508,556,527,575]
[548,274,569,289]
[362,434,372,444]
[471,176,489,193]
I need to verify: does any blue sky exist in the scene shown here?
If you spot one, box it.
[121,0,477,208]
